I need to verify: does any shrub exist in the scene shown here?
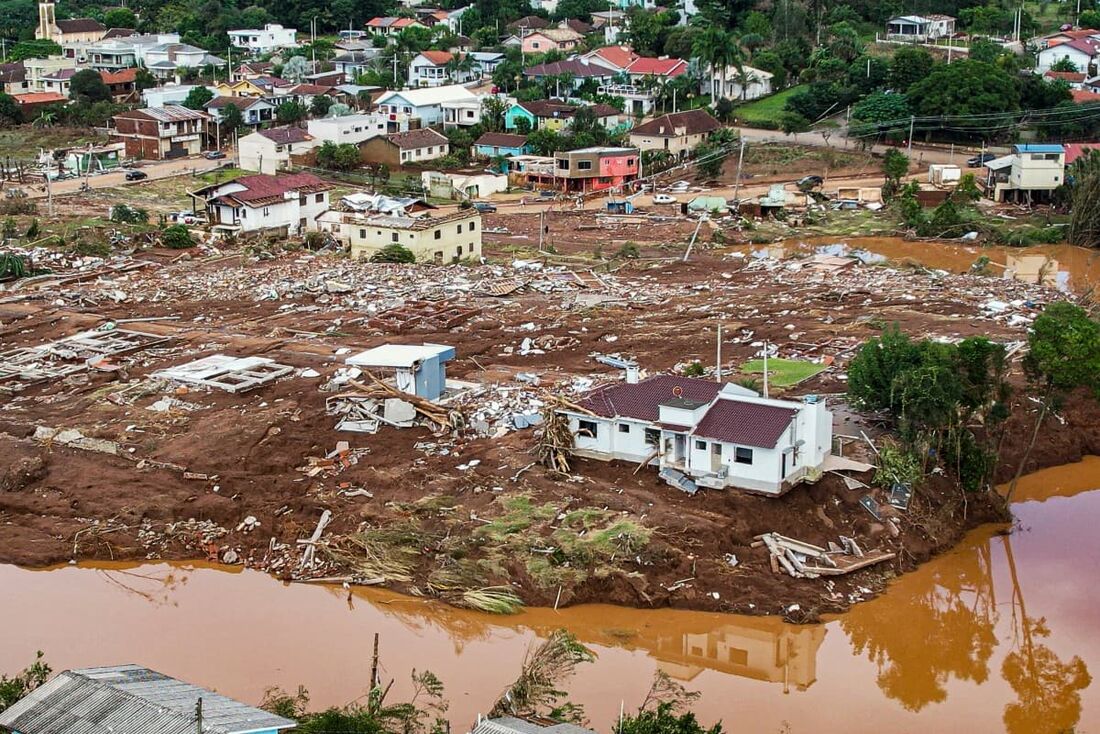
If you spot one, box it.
[369,244,416,263]
[73,240,111,257]
[614,242,640,259]
[682,361,706,377]
[109,204,149,224]
[161,224,195,249]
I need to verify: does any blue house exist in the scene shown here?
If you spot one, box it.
[474,132,532,158]
[346,343,456,401]
[0,665,296,734]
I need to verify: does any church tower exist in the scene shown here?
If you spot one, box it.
[37,0,57,40]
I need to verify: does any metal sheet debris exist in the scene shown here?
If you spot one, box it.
[153,355,294,393]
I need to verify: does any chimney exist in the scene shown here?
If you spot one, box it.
[625,363,640,384]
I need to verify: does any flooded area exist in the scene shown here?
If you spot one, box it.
[744,236,1100,294]
[3,457,1100,732]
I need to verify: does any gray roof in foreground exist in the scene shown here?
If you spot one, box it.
[471,717,596,734]
[0,665,296,734]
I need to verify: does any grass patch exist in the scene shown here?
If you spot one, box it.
[198,167,245,185]
[325,520,425,582]
[740,357,828,387]
[734,85,808,126]
[0,126,107,160]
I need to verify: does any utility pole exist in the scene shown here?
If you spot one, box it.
[715,323,722,383]
[370,632,380,690]
[45,159,53,218]
[195,697,203,734]
[906,115,914,159]
[392,53,399,87]
[762,341,769,398]
[732,137,746,202]
[537,209,545,251]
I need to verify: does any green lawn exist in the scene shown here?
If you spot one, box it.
[734,85,808,127]
[739,357,828,387]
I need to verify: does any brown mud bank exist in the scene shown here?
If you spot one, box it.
[2,387,1096,621]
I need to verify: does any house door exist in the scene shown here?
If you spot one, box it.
[711,443,722,473]
[672,434,685,465]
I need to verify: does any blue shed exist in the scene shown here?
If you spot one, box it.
[346,343,456,401]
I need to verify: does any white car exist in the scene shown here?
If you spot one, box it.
[653,193,678,204]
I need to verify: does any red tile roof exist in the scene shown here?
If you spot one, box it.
[1063,142,1100,163]
[101,68,137,84]
[1072,89,1100,103]
[626,56,688,77]
[13,92,68,105]
[692,398,798,449]
[230,173,332,203]
[1063,37,1100,55]
[578,375,723,421]
[419,50,454,65]
[589,45,638,69]
[1044,70,1086,82]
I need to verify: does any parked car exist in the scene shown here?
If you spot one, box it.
[472,202,496,213]
[967,152,996,168]
[653,193,678,204]
[124,170,147,181]
[204,150,226,160]
[796,175,824,190]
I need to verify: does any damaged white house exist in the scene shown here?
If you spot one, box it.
[558,375,833,495]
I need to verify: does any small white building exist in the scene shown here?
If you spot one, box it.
[558,374,833,496]
[1035,38,1100,74]
[193,172,332,235]
[408,51,472,87]
[375,84,480,127]
[307,112,390,145]
[141,83,206,107]
[228,24,298,55]
[238,126,318,174]
[885,14,956,42]
[710,64,774,101]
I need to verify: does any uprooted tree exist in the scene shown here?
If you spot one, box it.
[489,630,595,723]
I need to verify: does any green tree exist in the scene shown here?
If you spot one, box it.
[1080,9,1100,28]
[315,141,361,171]
[0,93,21,125]
[276,100,307,124]
[161,224,195,249]
[1007,303,1100,501]
[8,39,61,62]
[907,60,1019,118]
[369,244,416,263]
[851,91,910,134]
[779,111,809,135]
[310,94,334,117]
[481,96,508,132]
[847,324,925,414]
[103,6,137,28]
[134,67,157,92]
[282,55,310,82]
[616,702,723,734]
[69,69,111,104]
[526,127,561,156]
[881,147,909,200]
[182,86,214,110]
[1050,56,1080,73]
[890,47,933,92]
[0,652,51,713]
[220,103,243,135]
[693,27,740,101]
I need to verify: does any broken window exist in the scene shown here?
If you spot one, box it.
[618,423,630,433]
[577,419,598,437]
[644,428,660,445]
[735,447,753,465]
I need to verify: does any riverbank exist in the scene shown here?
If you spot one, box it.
[0,232,1095,619]
[3,457,1099,730]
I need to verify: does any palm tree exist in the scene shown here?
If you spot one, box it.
[446,53,475,83]
[692,28,740,102]
[34,110,55,128]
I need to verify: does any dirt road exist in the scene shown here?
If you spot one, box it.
[18,155,228,199]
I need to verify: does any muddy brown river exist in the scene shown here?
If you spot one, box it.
[3,457,1099,732]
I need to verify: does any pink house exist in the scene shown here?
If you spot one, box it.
[552,146,639,193]
[522,28,583,54]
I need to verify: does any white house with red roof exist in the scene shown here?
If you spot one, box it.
[1036,37,1100,74]
[408,50,473,87]
[559,374,833,495]
[192,172,333,235]
[624,56,689,83]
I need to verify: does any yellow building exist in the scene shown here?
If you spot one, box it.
[36,1,107,45]
[320,209,482,264]
[212,79,270,97]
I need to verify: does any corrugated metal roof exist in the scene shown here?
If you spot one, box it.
[0,665,295,734]
[1015,143,1065,153]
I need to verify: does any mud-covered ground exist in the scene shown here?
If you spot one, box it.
[1,214,1096,620]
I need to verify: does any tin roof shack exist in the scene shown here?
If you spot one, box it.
[552,146,639,193]
[323,207,481,263]
[982,144,1065,203]
[470,716,596,734]
[110,105,207,160]
[346,343,455,400]
[556,375,833,496]
[0,664,295,734]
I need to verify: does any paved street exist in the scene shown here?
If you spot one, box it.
[15,155,229,199]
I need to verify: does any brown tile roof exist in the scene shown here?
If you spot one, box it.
[257,126,312,144]
[101,68,137,84]
[524,59,610,78]
[55,18,106,33]
[631,109,721,137]
[561,18,593,34]
[0,62,25,84]
[507,15,550,30]
[13,92,68,105]
[103,27,136,38]
[418,50,453,65]
[387,127,449,150]
[588,45,637,69]
[578,375,723,421]
[475,132,529,148]
[218,172,332,207]
[692,398,797,449]
[1044,70,1087,82]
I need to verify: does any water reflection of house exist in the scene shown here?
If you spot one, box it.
[1006,253,1066,290]
[652,620,826,692]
